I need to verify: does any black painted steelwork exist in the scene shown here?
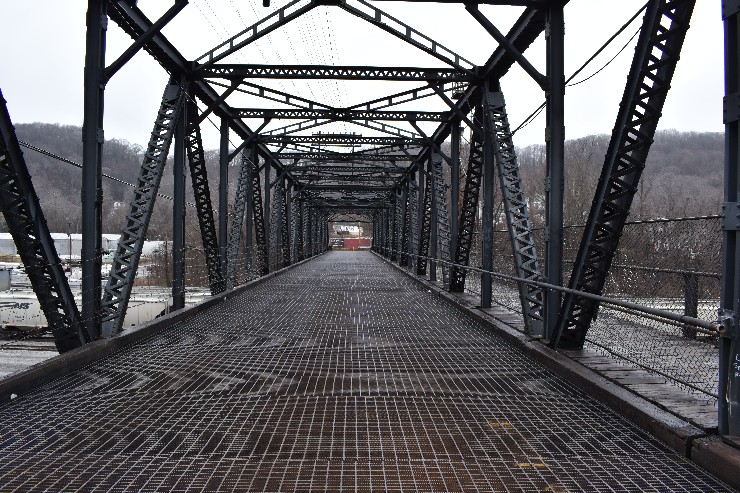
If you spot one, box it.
[261,135,421,146]
[100,81,186,337]
[416,161,432,276]
[543,1,565,341]
[721,0,740,435]
[219,118,229,281]
[399,181,410,266]
[450,107,484,293]
[281,176,291,268]
[199,64,473,82]
[554,0,696,349]
[172,88,187,312]
[251,154,269,276]
[0,90,88,352]
[487,87,544,336]
[185,99,225,295]
[10,0,721,435]
[81,0,107,341]
[226,148,256,289]
[236,108,448,122]
[277,152,412,162]
[480,88,495,308]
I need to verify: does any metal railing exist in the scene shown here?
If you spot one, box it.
[380,214,723,401]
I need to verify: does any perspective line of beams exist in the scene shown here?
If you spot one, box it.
[260,136,422,145]
[235,109,449,121]
[279,154,413,162]
[196,65,476,82]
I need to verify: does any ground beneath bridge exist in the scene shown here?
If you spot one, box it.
[0,251,734,492]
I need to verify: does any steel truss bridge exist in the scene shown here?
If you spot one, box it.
[0,0,739,490]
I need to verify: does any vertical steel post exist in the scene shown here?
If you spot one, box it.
[286,180,293,266]
[245,150,253,278]
[481,91,495,309]
[81,0,107,341]
[721,0,740,435]
[264,161,271,270]
[390,191,399,262]
[275,173,284,265]
[219,118,229,277]
[399,180,409,266]
[450,119,461,266]
[408,172,417,267]
[544,2,565,339]
[306,207,313,257]
[172,86,186,311]
[429,156,438,282]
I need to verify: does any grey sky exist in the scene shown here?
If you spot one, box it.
[0,0,725,152]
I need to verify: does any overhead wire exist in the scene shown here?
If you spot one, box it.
[511,1,649,136]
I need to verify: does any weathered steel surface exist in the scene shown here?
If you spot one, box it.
[0,252,732,492]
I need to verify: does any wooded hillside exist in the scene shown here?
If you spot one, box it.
[1,123,724,239]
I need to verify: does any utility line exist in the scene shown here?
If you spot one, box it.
[512,1,649,135]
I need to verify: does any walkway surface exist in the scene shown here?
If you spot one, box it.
[0,251,734,492]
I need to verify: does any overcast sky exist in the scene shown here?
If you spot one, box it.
[0,0,725,152]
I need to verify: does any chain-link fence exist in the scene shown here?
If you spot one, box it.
[456,215,722,400]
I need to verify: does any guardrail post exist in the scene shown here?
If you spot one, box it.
[721,0,740,436]
[682,271,699,339]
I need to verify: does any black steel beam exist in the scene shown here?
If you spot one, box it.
[480,92,495,308]
[172,92,186,311]
[449,105,484,293]
[466,4,546,89]
[107,2,295,182]
[0,89,88,352]
[554,0,696,349]
[185,99,225,295]
[211,80,332,111]
[487,87,544,336]
[544,2,565,340]
[195,0,319,68]
[339,0,475,72]
[81,0,107,341]
[104,0,187,83]
[100,81,186,337]
[721,0,740,437]
[198,64,474,82]
[302,184,391,192]
[261,135,422,146]
[219,118,229,280]
[276,152,412,162]
[251,153,269,276]
[236,108,448,122]
[414,6,550,173]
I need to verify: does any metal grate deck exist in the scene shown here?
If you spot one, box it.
[0,251,734,492]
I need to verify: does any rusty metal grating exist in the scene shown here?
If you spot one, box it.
[0,252,734,492]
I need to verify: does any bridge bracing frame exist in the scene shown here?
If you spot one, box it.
[226,147,256,289]
[100,80,186,337]
[554,0,696,348]
[0,0,731,432]
[721,0,740,435]
[487,87,544,336]
[0,91,89,352]
[185,99,225,296]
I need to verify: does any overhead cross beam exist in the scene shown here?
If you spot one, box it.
[275,152,413,162]
[198,64,474,82]
[261,135,423,146]
[236,108,449,122]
